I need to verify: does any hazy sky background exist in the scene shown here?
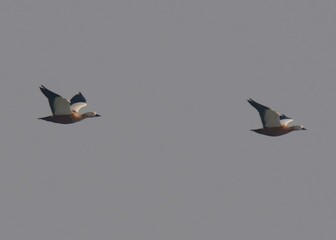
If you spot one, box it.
[1,0,336,239]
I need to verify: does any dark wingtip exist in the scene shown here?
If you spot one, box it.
[280,114,292,120]
[70,92,86,104]
[247,98,256,104]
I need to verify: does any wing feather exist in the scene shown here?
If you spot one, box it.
[70,92,87,113]
[248,98,281,127]
[70,102,88,113]
[70,92,86,104]
[280,114,294,126]
[263,109,281,127]
[53,97,72,115]
[40,85,72,115]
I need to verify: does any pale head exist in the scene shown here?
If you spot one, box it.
[290,125,306,131]
[82,112,101,118]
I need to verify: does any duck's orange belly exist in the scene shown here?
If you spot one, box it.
[252,127,293,136]
[40,113,83,124]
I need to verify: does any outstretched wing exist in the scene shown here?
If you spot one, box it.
[247,98,281,128]
[40,85,72,115]
[280,114,293,126]
[70,92,87,113]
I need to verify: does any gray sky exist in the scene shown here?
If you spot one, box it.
[1,0,336,239]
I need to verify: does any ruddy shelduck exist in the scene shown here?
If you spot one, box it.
[39,85,101,124]
[248,98,306,136]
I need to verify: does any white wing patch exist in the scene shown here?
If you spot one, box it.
[70,102,88,113]
[280,118,293,126]
[53,97,72,115]
[263,109,281,127]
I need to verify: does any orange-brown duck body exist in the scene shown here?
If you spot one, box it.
[248,98,306,137]
[39,85,100,124]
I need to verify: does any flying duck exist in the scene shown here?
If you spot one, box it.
[39,85,101,124]
[248,98,306,136]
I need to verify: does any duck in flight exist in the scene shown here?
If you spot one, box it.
[248,98,306,136]
[39,85,101,124]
